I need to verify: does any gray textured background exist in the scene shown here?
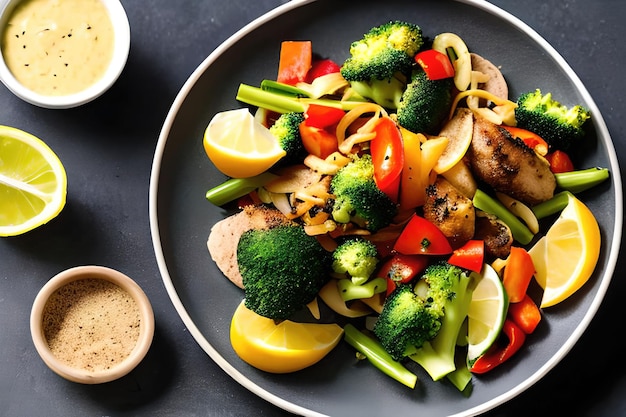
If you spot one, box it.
[1,1,623,416]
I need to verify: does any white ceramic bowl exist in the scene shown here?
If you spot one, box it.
[0,0,130,109]
[30,266,154,384]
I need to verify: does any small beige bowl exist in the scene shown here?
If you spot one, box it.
[30,266,154,384]
[0,0,130,109]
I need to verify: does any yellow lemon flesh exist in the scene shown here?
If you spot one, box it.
[203,108,286,178]
[467,264,508,365]
[528,193,601,308]
[0,126,67,236]
[230,300,343,373]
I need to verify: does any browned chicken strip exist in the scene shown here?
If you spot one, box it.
[474,215,513,259]
[207,205,294,288]
[470,53,508,101]
[468,117,556,205]
[423,177,475,249]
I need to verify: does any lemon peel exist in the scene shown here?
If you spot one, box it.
[230,300,343,373]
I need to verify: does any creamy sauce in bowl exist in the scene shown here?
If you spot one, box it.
[1,0,115,96]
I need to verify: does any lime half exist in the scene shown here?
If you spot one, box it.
[467,263,509,365]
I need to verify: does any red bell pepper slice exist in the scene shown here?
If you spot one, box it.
[378,252,429,285]
[508,294,542,334]
[393,213,453,256]
[277,41,312,86]
[383,252,428,298]
[545,150,575,174]
[414,49,455,80]
[298,122,339,159]
[385,277,398,297]
[501,126,548,156]
[447,239,485,273]
[370,116,404,203]
[470,319,526,374]
[305,58,341,83]
[304,104,346,129]
[502,246,535,303]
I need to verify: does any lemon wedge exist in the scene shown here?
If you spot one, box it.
[203,108,286,178]
[528,193,601,308]
[0,126,67,236]
[230,300,343,373]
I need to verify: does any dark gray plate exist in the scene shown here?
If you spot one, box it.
[149,1,622,415]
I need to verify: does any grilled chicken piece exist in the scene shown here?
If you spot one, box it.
[423,177,475,249]
[474,215,513,259]
[207,205,294,288]
[468,117,556,205]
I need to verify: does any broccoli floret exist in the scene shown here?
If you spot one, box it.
[409,262,474,381]
[332,237,379,285]
[373,261,474,383]
[330,154,397,232]
[396,69,454,135]
[237,224,332,320]
[515,89,591,151]
[373,284,443,361]
[340,21,424,109]
[269,112,307,165]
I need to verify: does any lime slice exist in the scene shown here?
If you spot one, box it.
[0,126,67,236]
[467,263,509,365]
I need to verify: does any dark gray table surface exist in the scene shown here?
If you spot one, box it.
[1,1,624,416]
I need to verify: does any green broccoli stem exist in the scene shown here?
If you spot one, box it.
[446,357,472,392]
[237,83,366,114]
[531,191,572,219]
[260,79,311,97]
[237,84,308,113]
[555,167,609,194]
[343,324,418,389]
[409,272,474,382]
[337,277,387,301]
[472,189,534,245]
[410,341,454,380]
[205,172,278,206]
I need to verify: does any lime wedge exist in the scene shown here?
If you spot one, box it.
[467,263,509,365]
